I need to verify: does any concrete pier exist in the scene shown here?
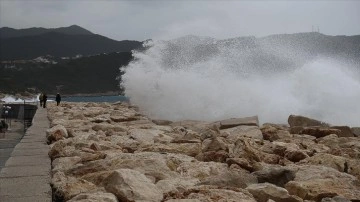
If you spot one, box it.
[0,107,51,202]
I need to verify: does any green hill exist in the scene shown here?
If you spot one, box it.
[0,52,133,95]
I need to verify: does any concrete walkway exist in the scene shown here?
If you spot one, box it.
[0,107,51,202]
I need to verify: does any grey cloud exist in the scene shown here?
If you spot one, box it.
[0,0,359,41]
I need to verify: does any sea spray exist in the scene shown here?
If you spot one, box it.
[121,36,360,126]
[1,95,39,103]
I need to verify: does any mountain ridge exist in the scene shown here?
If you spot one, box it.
[0,25,143,60]
[0,25,93,38]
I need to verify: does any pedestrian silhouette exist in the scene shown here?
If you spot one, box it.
[43,94,48,108]
[56,93,61,106]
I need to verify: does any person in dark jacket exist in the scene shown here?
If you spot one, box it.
[43,94,48,108]
[56,93,61,106]
[39,93,44,107]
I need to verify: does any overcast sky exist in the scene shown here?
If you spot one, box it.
[0,0,359,41]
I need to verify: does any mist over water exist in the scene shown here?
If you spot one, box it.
[121,36,360,126]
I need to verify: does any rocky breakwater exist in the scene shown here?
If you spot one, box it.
[46,102,360,202]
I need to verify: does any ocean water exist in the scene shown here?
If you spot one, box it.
[121,35,360,126]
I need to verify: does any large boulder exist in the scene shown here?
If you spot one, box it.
[128,128,165,144]
[286,179,360,201]
[316,135,360,158]
[232,138,262,162]
[271,141,300,156]
[46,124,68,144]
[164,186,257,202]
[284,149,308,163]
[288,115,329,127]
[109,154,179,182]
[198,169,257,188]
[284,165,360,201]
[299,153,360,180]
[196,150,229,163]
[152,119,173,125]
[52,156,82,172]
[51,171,98,201]
[216,116,259,129]
[262,141,308,162]
[170,120,211,133]
[202,137,228,153]
[291,134,330,154]
[351,127,360,137]
[171,129,201,143]
[110,115,138,122]
[90,115,111,124]
[246,183,302,202]
[253,166,295,187]
[48,140,76,160]
[70,152,180,182]
[82,108,105,118]
[67,192,118,202]
[139,143,201,157]
[177,161,228,181]
[330,126,354,137]
[261,125,292,141]
[222,125,263,142]
[299,127,341,138]
[91,123,127,133]
[104,169,163,202]
[226,157,261,172]
[156,177,199,194]
[80,170,113,186]
[232,138,284,165]
[321,196,352,202]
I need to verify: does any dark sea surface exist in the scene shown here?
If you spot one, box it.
[61,95,129,103]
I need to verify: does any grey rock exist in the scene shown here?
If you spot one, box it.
[152,119,173,125]
[218,116,259,129]
[246,183,302,202]
[330,126,354,137]
[253,166,295,187]
[104,169,163,202]
[351,127,360,137]
[321,196,351,202]
[288,115,329,127]
[67,192,118,202]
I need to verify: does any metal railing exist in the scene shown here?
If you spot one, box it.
[1,101,38,135]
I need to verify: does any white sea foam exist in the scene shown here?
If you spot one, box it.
[121,36,360,126]
[1,95,38,103]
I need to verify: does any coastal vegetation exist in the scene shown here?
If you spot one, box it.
[0,52,133,95]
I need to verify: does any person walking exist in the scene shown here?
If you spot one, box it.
[56,93,61,106]
[39,93,44,107]
[43,94,48,108]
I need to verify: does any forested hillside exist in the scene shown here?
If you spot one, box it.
[0,52,133,95]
